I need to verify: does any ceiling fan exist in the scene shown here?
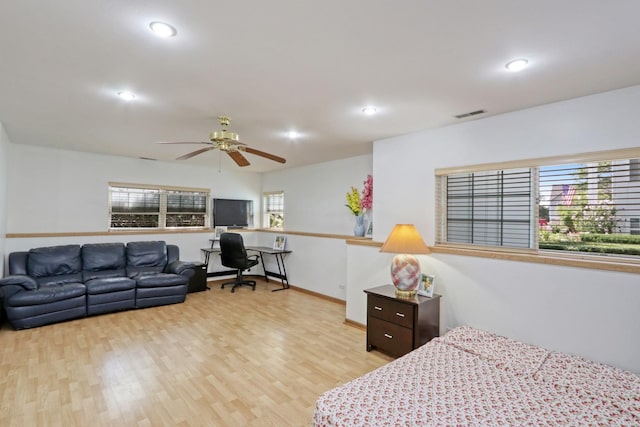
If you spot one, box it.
[157,116,286,167]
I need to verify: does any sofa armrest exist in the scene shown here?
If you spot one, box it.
[0,275,38,290]
[165,261,196,278]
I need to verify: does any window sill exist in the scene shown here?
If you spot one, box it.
[432,245,640,274]
[346,239,640,274]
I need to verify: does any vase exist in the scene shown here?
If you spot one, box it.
[354,214,366,237]
[362,208,372,236]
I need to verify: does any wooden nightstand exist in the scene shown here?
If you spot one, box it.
[364,284,441,358]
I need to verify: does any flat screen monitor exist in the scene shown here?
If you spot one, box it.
[213,198,250,228]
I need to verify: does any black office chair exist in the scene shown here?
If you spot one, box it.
[219,233,260,293]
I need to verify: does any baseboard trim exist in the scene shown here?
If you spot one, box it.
[288,285,346,305]
[343,318,365,330]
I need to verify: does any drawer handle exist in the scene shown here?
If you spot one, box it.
[374,306,383,311]
[395,312,405,318]
[384,333,393,339]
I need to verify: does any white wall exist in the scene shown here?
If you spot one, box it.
[5,144,263,264]
[260,154,373,299]
[7,144,262,234]
[4,146,371,299]
[0,123,9,277]
[347,85,640,373]
[256,230,350,299]
[262,154,373,234]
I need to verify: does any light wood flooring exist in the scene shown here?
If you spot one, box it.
[0,279,392,426]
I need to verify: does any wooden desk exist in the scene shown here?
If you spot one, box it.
[200,246,292,291]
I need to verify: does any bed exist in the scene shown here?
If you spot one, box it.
[312,326,640,426]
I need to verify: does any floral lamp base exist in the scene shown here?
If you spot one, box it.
[390,253,421,297]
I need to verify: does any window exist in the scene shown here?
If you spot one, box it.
[263,191,284,229]
[437,149,640,258]
[445,169,533,248]
[109,183,209,229]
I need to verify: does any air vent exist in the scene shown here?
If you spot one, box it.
[454,109,486,119]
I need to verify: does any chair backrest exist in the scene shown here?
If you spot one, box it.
[219,233,249,269]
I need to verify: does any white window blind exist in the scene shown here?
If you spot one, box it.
[539,160,640,255]
[445,169,533,248]
[110,187,160,228]
[437,149,640,258]
[109,184,209,229]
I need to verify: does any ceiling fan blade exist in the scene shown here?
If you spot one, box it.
[227,150,250,167]
[243,147,287,164]
[156,141,211,145]
[177,147,215,160]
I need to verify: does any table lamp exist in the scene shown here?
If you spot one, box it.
[379,224,430,298]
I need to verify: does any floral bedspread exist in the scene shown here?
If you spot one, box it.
[312,326,640,426]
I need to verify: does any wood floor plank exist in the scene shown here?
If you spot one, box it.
[0,279,392,426]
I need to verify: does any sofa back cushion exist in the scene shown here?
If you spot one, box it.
[27,245,83,286]
[126,241,168,276]
[82,243,127,281]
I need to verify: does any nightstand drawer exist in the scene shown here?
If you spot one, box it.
[368,295,414,328]
[366,317,413,357]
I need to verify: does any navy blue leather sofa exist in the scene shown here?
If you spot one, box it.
[0,241,195,329]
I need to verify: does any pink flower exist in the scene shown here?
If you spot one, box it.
[361,174,373,210]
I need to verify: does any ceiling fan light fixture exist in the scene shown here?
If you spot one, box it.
[149,21,177,38]
[505,58,529,72]
[210,130,239,142]
[362,106,377,116]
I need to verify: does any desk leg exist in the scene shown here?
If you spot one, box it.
[271,253,290,292]
[258,251,269,283]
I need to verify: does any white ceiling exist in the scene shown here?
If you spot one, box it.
[1,1,640,172]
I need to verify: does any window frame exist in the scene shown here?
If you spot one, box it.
[263,191,284,230]
[435,147,640,270]
[109,182,210,230]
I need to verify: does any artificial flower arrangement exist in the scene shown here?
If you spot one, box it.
[345,187,362,216]
[345,174,373,216]
[361,174,373,211]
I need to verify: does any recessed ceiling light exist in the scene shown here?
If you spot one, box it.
[149,21,177,38]
[505,58,529,72]
[117,91,136,101]
[287,130,300,139]
[362,106,377,115]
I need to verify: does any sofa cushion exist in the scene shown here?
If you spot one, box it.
[36,273,83,287]
[6,282,86,307]
[134,273,188,288]
[126,241,169,276]
[85,277,136,294]
[27,245,82,278]
[82,243,127,281]
[127,241,167,267]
